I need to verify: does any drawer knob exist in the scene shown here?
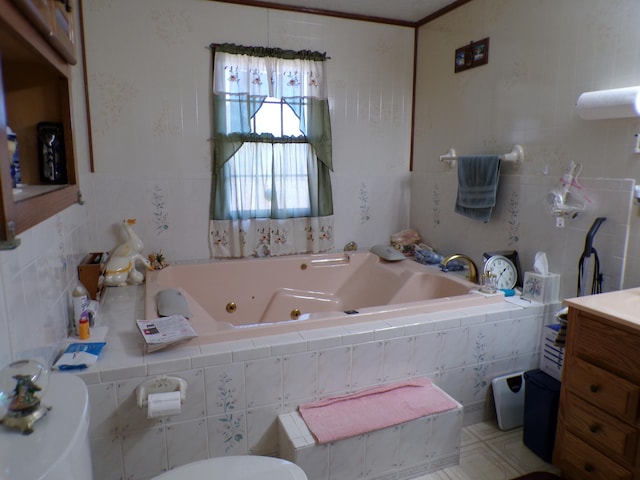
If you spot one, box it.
[589,424,599,433]
[589,384,599,393]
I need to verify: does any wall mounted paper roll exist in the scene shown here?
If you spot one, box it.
[576,86,640,119]
[147,391,182,418]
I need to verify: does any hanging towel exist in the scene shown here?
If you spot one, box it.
[455,155,501,222]
[298,378,459,444]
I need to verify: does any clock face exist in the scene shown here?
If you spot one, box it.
[483,255,518,290]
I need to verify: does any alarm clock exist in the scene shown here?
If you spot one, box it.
[482,250,522,289]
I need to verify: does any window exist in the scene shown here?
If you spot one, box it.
[210,44,334,257]
[223,97,311,218]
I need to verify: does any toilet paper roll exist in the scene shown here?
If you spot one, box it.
[147,391,182,419]
[576,86,640,119]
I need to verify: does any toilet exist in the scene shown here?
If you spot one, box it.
[152,455,308,480]
[0,371,92,480]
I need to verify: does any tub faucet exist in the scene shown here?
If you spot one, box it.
[441,254,479,284]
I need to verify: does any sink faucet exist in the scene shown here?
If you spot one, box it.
[441,254,479,284]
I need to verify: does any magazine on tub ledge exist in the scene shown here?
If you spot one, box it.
[136,315,198,352]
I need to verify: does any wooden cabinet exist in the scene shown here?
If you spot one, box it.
[555,307,640,479]
[0,0,78,248]
[11,0,77,64]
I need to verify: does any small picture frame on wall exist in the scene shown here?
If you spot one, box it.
[454,44,472,73]
[471,37,489,67]
[454,37,489,73]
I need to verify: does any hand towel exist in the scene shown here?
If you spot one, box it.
[298,378,459,444]
[455,155,501,222]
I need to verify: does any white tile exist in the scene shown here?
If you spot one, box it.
[121,426,168,479]
[116,377,163,433]
[328,435,365,480]
[351,341,384,389]
[283,351,318,402]
[89,434,125,480]
[296,444,329,480]
[166,418,208,469]
[440,442,520,480]
[485,429,560,475]
[204,362,245,416]
[207,411,248,457]
[232,345,271,362]
[246,403,282,455]
[164,368,206,422]
[398,417,431,468]
[411,332,443,376]
[364,426,400,477]
[440,327,469,370]
[87,382,119,437]
[429,409,463,461]
[145,356,192,375]
[382,336,414,381]
[318,346,352,395]
[245,357,283,408]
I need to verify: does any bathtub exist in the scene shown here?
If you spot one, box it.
[144,251,504,344]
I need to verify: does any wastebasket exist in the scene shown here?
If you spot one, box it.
[523,369,561,462]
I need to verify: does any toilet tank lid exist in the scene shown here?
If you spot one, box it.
[0,372,90,479]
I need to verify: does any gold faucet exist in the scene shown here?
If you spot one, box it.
[441,254,479,284]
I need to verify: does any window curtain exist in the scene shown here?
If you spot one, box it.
[209,43,334,258]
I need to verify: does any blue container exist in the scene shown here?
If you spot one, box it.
[523,369,561,462]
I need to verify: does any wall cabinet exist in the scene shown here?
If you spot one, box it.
[555,296,640,480]
[0,0,78,248]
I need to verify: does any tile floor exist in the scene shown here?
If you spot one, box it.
[419,420,561,480]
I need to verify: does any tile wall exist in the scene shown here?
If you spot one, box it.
[83,288,552,480]
[412,0,640,298]
[81,0,415,262]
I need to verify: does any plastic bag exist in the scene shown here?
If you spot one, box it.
[390,229,421,256]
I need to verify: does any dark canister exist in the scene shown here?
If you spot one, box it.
[37,122,67,184]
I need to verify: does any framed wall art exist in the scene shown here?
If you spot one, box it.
[455,37,489,73]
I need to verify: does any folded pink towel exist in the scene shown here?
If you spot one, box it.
[298,378,458,444]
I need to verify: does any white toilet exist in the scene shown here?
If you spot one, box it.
[0,371,92,479]
[152,455,308,480]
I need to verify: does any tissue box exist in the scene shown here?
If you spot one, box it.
[539,323,564,382]
[522,272,560,303]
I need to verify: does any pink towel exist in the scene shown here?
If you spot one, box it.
[298,378,458,444]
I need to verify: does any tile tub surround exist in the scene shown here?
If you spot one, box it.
[80,285,553,480]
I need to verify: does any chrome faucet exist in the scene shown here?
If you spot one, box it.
[441,254,479,284]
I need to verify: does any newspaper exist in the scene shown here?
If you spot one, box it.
[136,315,198,352]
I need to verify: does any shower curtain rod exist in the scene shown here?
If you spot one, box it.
[439,145,524,167]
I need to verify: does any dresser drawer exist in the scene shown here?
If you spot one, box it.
[572,311,640,383]
[565,355,640,423]
[565,392,638,464]
[560,432,632,480]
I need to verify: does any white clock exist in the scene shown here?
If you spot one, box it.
[483,254,518,290]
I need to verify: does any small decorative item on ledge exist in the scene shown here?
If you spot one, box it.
[455,37,489,73]
[148,251,169,270]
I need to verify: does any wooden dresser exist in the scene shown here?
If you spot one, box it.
[555,289,640,480]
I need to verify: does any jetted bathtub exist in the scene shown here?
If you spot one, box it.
[144,251,504,344]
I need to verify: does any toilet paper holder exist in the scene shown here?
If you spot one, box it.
[136,375,187,408]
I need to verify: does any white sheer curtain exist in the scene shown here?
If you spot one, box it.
[209,44,334,258]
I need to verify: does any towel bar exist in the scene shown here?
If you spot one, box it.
[440,144,524,167]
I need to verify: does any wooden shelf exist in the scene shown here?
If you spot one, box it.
[0,0,78,247]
